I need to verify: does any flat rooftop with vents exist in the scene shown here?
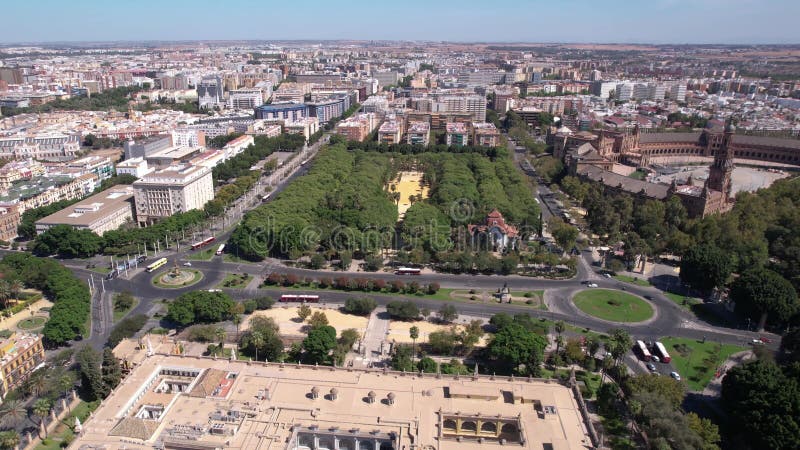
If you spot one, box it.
[71,351,592,450]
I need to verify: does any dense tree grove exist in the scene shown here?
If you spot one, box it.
[231,144,398,259]
[1,86,141,116]
[0,253,89,345]
[486,322,547,376]
[731,267,798,330]
[722,359,800,450]
[166,291,235,326]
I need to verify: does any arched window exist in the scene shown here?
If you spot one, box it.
[481,422,497,433]
[443,420,457,431]
[461,421,477,432]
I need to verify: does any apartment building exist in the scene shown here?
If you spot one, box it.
[335,113,378,142]
[35,185,135,236]
[0,133,82,161]
[227,89,265,110]
[446,122,469,146]
[378,120,403,144]
[222,135,254,160]
[0,204,19,242]
[255,103,308,121]
[17,173,98,213]
[133,165,214,225]
[406,121,431,146]
[123,135,173,160]
[0,333,45,400]
[284,117,320,142]
[472,122,500,147]
[171,128,206,148]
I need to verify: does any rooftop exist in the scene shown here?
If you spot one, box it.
[35,185,134,228]
[446,122,468,133]
[77,351,590,450]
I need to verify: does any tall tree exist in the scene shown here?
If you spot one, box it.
[32,398,52,438]
[409,326,419,365]
[731,267,799,330]
[679,244,733,293]
[101,348,122,392]
[487,323,547,376]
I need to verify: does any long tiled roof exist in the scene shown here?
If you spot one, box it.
[732,134,800,150]
[638,132,702,143]
[578,165,669,199]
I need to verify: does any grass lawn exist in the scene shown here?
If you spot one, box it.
[664,292,703,310]
[573,289,654,323]
[216,273,254,289]
[628,170,647,180]
[17,316,46,330]
[661,337,746,391]
[223,253,256,264]
[185,248,215,261]
[113,297,139,322]
[88,266,111,275]
[35,400,99,450]
[613,274,651,287]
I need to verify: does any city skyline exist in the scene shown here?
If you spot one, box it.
[2,0,799,45]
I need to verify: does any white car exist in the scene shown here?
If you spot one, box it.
[587,283,598,288]
[670,372,681,381]
[183,262,192,267]
[603,273,612,278]
[651,355,660,363]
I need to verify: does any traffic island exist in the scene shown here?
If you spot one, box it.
[152,268,203,289]
[572,289,654,323]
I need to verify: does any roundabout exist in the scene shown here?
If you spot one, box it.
[17,316,46,330]
[572,289,654,323]
[152,266,204,289]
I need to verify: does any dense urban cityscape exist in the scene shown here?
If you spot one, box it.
[0,3,798,450]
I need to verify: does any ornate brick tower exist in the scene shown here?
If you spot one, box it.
[705,119,735,199]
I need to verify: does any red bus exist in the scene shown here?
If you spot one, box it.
[635,340,652,362]
[191,236,216,250]
[653,341,671,363]
[279,294,320,303]
[395,267,421,275]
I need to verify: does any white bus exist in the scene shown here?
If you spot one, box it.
[653,341,671,363]
[215,244,226,255]
[635,340,652,362]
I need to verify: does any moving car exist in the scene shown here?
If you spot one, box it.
[670,372,681,381]
[587,283,598,288]
[646,363,657,373]
[183,262,192,267]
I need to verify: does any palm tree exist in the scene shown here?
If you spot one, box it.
[554,321,565,352]
[0,430,19,449]
[250,331,265,362]
[8,279,23,304]
[0,280,10,310]
[0,399,27,426]
[32,398,51,438]
[409,326,419,366]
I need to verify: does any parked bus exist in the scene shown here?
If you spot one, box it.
[261,193,272,203]
[635,340,652,362]
[653,341,671,363]
[215,244,226,255]
[279,294,320,303]
[395,267,421,275]
[145,257,168,273]
[300,159,309,166]
[191,236,215,250]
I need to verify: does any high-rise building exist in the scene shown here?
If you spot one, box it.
[589,70,602,81]
[124,135,173,160]
[171,128,206,148]
[669,83,687,102]
[591,81,616,99]
[227,89,264,110]
[617,83,634,101]
[133,165,214,225]
[197,76,224,109]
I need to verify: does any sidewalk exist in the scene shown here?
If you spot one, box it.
[701,350,753,397]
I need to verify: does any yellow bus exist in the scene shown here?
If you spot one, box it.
[145,257,168,272]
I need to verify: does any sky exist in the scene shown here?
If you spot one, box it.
[1,0,799,45]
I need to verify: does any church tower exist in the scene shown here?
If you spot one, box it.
[705,119,735,199]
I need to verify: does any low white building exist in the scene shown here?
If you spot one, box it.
[115,158,154,179]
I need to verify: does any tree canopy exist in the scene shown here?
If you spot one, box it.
[166,291,235,326]
[487,323,547,376]
[731,267,799,330]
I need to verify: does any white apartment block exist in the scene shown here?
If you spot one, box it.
[670,83,687,102]
[171,128,206,148]
[115,158,154,179]
[617,83,635,101]
[227,89,265,110]
[133,165,214,225]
